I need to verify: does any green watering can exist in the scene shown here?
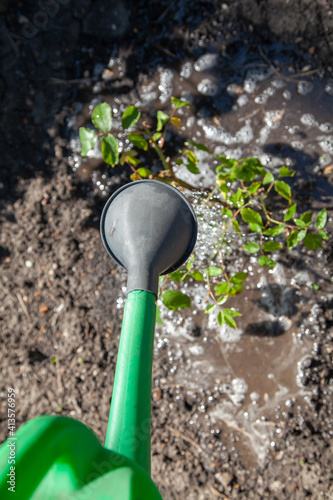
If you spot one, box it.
[0,180,197,499]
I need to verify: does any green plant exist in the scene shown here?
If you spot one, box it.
[79,98,329,328]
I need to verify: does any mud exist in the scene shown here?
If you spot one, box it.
[0,1,333,499]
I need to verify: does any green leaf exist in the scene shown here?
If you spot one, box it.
[287,231,298,249]
[264,225,285,236]
[156,306,163,325]
[228,285,243,296]
[205,304,216,314]
[224,315,237,328]
[233,164,256,182]
[187,150,198,164]
[217,311,225,326]
[258,255,276,269]
[279,166,295,177]
[122,106,141,129]
[223,309,242,317]
[296,229,307,242]
[186,254,194,270]
[152,132,162,142]
[230,189,244,208]
[79,127,98,156]
[315,208,327,230]
[287,229,307,249]
[249,222,262,233]
[92,103,112,132]
[230,272,247,285]
[242,157,264,173]
[243,242,260,253]
[219,183,230,194]
[303,232,323,250]
[222,208,233,218]
[312,283,320,291]
[171,96,190,108]
[128,133,148,151]
[208,266,223,277]
[156,110,169,131]
[186,162,200,174]
[162,290,191,310]
[241,207,263,228]
[169,269,189,282]
[294,219,307,228]
[126,155,141,166]
[217,295,228,305]
[137,167,152,178]
[186,140,211,153]
[248,182,261,195]
[214,282,230,295]
[191,271,204,281]
[300,211,313,225]
[101,134,119,166]
[263,172,274,184]
[274,180,291,201]
[232,219,240,233]
[262,241,282,252]
[284,203,297,221]
[318,229,329,240]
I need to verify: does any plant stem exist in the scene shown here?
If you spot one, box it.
[125,158,142,178]
[143,124,169,171]
[143,123,202,192]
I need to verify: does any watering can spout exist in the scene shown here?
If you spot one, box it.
[101,180,197,296]
[127,262,160,297]
[100,180,197,474]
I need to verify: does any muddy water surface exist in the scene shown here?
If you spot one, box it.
[67,47,332,467]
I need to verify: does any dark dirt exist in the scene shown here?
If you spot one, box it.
[1,1,333,499]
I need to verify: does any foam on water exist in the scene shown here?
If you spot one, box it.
[319,135,333,154]
[138,81,158,105]
[197,78,219,96]
[180,61,193,79]
[158,68,174,103]
[194,53,218,72]
[300,113,318,127]
[324,80,333,95]
[200,120,254,145]
[243,67,275,94]
[297,81,314,95]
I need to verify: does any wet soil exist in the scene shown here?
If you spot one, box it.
[1,1,333,499]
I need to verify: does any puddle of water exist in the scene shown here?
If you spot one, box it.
[154,242,327,466]
[65,45,333,467]
[152,183,331,466]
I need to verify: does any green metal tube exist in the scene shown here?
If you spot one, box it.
[104,290,156,475]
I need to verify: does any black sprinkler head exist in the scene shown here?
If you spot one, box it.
[101,180,197,296]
